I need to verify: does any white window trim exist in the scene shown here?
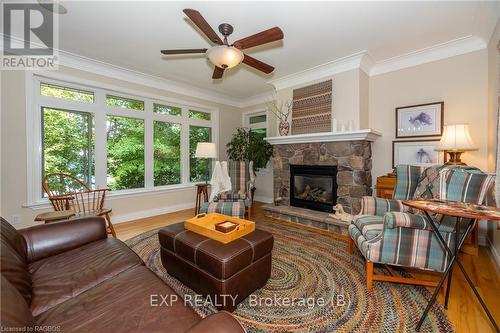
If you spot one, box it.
[25,71,219,207]
[242,108,272,173]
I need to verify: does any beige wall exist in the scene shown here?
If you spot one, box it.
[487,19,500,264]
[1,66,244,228]
[370,49,491,180]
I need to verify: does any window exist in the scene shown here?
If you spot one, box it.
[106,95,144,111]
[154,121,181,186]
[42,107,94,192]
[29,77,217,204]
[41,83,94,103]
[189,110,211,121]
[106,116,145,190]
[244,111,267,136]
[154,103,181,116]
[244,110,269,170]
[189,125,212,182]
[249,114,266,124]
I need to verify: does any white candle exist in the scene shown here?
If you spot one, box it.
[332,118,338,132]
[348,120,354,131]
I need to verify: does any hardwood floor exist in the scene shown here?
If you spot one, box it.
[115,202,500,333]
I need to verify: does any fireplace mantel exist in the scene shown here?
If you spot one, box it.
[265,129,381,145]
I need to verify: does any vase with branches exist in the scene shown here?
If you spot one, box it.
[266,95,292,136]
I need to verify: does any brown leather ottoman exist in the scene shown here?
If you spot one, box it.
[159,222,273,312]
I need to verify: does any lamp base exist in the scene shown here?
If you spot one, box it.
[444,151,466,165]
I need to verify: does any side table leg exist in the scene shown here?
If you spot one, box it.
[416,216,475,331]
[444,217,460,309]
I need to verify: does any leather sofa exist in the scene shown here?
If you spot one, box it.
[1,217,246,333]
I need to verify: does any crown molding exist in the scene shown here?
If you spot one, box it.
[57,50,244,108]
[267,51,369,91]
[369,35,487,76]
[238,90,275,108]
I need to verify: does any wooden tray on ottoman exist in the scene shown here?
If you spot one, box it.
[184,213,255,244]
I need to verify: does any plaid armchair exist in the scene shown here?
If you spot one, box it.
[214,160,256,210]
[349,164,495,290]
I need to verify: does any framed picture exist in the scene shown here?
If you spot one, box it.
[392,140,443,168]
[395,102,444,138]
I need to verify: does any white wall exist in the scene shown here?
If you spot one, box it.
[486,19,500,265]
[369,49,491,180]
[1,66,244,228]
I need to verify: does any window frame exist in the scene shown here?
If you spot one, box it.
[26,72,219,206]
[242,109,271,173]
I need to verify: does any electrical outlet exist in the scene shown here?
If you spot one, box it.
[11,214,20,225]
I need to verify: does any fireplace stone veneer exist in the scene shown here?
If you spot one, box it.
[273,141,373,215]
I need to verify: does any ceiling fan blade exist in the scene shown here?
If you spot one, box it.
[233,27,283,50]
[183,9,223,45]
[212,66,224,79]
[161,48,208,55]
[242,54,274,74]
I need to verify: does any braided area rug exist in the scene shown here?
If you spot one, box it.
[125,221,455,333]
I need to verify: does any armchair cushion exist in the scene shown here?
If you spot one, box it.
[392,165,424,200]
[359,196,406,216]
[439,168,495,204]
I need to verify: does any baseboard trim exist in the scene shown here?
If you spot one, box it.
[111,202,195,224]
[487,237,500,269]
[254,195,274,204]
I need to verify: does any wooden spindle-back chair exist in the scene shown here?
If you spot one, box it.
[42,173,116,237]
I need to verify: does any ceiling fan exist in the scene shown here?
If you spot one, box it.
[161,9,284,79]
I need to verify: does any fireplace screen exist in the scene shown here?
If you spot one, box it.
[294,175,334,204]
[290,165,337,212]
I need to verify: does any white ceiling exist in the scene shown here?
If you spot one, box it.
[55,1,499,100]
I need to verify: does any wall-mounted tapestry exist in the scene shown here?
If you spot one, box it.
[291,80,332,134]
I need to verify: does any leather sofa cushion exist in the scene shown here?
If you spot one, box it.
[159,223,274,279]
[1,275,34,330]
[29,238,143,316]
[36,266,201,333]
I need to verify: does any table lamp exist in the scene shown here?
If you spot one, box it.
[436,124,477,165]
[195,142,217,183]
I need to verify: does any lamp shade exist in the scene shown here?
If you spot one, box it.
[436,124,477,151]
[195,142,217,158]
[206,46,244,69]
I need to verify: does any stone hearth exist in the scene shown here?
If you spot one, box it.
[262,204,349,235]
[272,140,373,215]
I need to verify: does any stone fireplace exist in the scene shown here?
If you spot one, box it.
[263,130,381,234]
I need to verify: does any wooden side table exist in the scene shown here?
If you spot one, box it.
[194,183,209,215]
[35,210,75,223]
[376,174,397,199]
[403,199,500,331]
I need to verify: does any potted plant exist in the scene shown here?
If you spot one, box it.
[226,128,273,170]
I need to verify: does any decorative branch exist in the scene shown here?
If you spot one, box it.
[266,92,292,123]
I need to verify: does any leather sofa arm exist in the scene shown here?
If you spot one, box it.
[185,311,246,333]
[20,216,108,263]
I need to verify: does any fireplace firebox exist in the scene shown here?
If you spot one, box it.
[290,165,337,212]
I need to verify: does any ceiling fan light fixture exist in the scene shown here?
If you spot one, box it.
[206,46,243,69]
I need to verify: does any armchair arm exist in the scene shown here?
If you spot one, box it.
[185,311,246,333]
[358,196,407,216]
[384,212,433,231]
[20,216,108,263]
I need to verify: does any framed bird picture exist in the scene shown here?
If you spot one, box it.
[392,140,444,168]
[395,102,444,138]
